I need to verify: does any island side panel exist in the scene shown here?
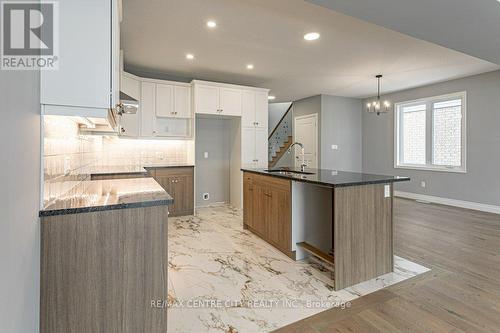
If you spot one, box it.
[333,183,393,290]
[40,206,169,333]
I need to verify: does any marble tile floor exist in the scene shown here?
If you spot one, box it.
[167,205,430,333]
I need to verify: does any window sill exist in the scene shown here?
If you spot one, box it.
[394,164,467,174]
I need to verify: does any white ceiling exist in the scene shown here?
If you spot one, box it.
[121,0,499,102]
[308,0,500,66]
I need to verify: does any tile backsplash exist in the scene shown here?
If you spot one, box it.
[42,115,194,207]
[98,137,194,168]
[43,116,101,206]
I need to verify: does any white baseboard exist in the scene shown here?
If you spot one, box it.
[394,191,500,215]
[195,201,228,209]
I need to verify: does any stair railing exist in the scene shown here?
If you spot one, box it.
[268,103,293,164]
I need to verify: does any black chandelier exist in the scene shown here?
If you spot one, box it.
[366,75,391,115]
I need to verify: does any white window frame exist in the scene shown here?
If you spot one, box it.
[394,91,467,173]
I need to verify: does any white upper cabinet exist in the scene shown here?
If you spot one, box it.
[138,78,193,138]
[174,86,191,118]
[156,83,191,118]
[219,88,242,116]
[111,0,121,107]
[119,73,140,137]
[141,81,156,137]
[156,84,175,117]
[241,89,268,129]
[241,90,257,127]
[193,82,242,116]
[121,73,140,99]
[41,0,120,117]
[194,84,220,115]
[255,91,269,129]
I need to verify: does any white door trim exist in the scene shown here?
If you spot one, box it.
[293,113,318,168]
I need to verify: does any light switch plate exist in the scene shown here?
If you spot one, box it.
[384,184,391,198]
[331,144,338,150]
[204,152,209,158]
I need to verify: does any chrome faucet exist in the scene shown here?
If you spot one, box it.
[288,142,307,172]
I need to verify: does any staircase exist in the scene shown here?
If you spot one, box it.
[269,136,293,167]
[268,103,293,167]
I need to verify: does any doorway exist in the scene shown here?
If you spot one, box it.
[293,114,318,168]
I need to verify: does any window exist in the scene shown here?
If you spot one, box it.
[395,92,466,172]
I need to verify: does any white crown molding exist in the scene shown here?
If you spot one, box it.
[394,191,500,215]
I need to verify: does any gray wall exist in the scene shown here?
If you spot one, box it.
[195,118,231,206]
[321,95,362,171]
[268,102,292,135]
[363,70,500,206]
[0,71,41,331]
[292,95,322,166]
[286,94,362,171]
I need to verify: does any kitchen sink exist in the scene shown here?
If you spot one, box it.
[264,169,315,175]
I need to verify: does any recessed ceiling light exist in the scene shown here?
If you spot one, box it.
[206,20,217,28]
[186,53,195,60]
[268,95,276,100]
[304,32,320,41]
[246,64,254,70]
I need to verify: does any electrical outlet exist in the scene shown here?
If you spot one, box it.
[384,184,391,198]
[204,152,209,159]
[203,193,210,200]
[331,144,338,150]
[420,181,426,188]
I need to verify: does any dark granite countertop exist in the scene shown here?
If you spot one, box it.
[40,178,173,217]
[90,164,194,176]
[241,167,410,188]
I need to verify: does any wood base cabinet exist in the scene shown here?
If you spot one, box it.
[150,167,194,216]
[243,172,293,258]
[40,206,169,333]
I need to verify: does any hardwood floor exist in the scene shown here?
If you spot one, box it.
[274,198,500,333]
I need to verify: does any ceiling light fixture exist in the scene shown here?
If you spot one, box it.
[268,95,276,101]
[304,32,320,41]
[206,20,217,28]
[246,64,254,70]
[366,75,391,115]
[186,53,195,60]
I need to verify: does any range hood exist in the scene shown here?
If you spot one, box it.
[117,91,139,115]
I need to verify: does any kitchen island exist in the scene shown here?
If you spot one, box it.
[241,167,410,290]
